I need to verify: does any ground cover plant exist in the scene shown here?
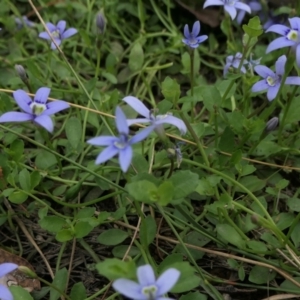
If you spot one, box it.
[2,0,300,299]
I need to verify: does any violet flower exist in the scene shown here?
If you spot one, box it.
[87,107,154,172]
[123,96,187,135]
[203,0,251,20]
[182,21,208,48]
[266,17,300,66]
[247,53,261,73]
[236,0,262,24]
[112,264,180,300]
[0,263,18,300]
[0,87,70,132]
[15,16,36,29]
[251,55,300,101]
[39,20,77,50]
[223,52,248,77]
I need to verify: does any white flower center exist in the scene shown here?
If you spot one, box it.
[142,285,157,299]
[113,134,128,149]
[266,76,277,87]
[287,29,299,42]
[30,102,46,115]
[51,29,60,39]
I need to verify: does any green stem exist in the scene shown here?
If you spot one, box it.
[190,49,195,121]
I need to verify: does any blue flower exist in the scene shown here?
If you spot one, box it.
[182,21,208,48]
[266,17,300,67]
[0,263,18,300]
[87,107,154,172]
[112,264,180,300]
[15,16,36,29]
[247,53,261,72]
[123,96,187,135]
[251,55,300,101]
[236,0,262,24]
[0,87,70,132]
[39,20,77,50]
[223,52,248,77]
[203,0,251,20]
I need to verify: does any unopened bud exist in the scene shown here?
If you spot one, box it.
[15,64,28,83]
[96,12,106,34]
[265,117,279,132]
[18,266,37,278]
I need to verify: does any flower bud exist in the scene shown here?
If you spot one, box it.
[96,12,106,34]
[15,64,28,83]
[265,117,279,132]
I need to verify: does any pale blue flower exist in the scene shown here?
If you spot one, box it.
[223,52,248,77]
[247,53,261,72]
[203,0,251,20]
[87,107,154,172]
[252,55,300,101]
[112,264,180,300]
[182,21,208,48]
[0,87,70,132]
[0,263,18,300]
[236,0,262,24]
[15,16,36,29]
[39,20,77,50]
[123,96,187,135]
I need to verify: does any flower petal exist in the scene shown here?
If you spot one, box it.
[127,118,150,126]
[285,76,300,85]
[289,17,300,31]
[156,268,180,295]
[196,35,208,44]
[57,20,66,34]
[296,44,300,67]
[43,100,70,115]
[13,89,32,114]
[155,115,187,135]
[137,265,156,286]
[119,146,132,172]
[203,0,224,8]
[34,115,54,132]
[87,136,118,146]
[234,2,251,14]
[112,279,144,299]
[39,31,51,40]
[254,65,274,78]
[192,21,200,36]
[265,24,289,35]
[224,6,237,20]
[95,145,119,165]
[275,55,287,75]
[62,28,78,39]
[46,22,56,32]
[130,125,155,144]
[266,37,295,53]
[251,80,269,93]
[267,84,280,101]
[0,285,14,300]
[183,24,190,39]
[115,106,129,135]
[236,10,246,25]
[34,87,51,104]
[123,96,150,118]
[0,263,18,278]
[50,39,62,50]
[0,112,33,122]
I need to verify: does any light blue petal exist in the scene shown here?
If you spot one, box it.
[155,115,187,135]
[234,2,251,14]
[62,28,78,39]
[115,107,129,135]
[267,84,280,101]
[289,17,300,31]
[0,112,33,122]
[224,5,237,20]
[296,44,300,67]
[43,100,70,115]
[95,145,118,165]
[13,89,32,114]
[129,126,154,144]
[266,37,295,53]
[192,21,200,36]
[123,96,150,118]
[0,263,18,277]
[285,76,300,85]
[34,115,54,132]
[119,146,132,172]
[57,20,66,34]
[34,87,51,104]
[46,22,56,32]
[183,24,190,39]
[127,118,151,126]
[39,31,51,40]
[112,279,145,299]
[266,24,289,35]
[236,10,246,24]
[87,136,118,146]
[196,35,208,44]
[156,268,180,295]
[254,65,274,78]
[137,265,156,286]
[203,0,224,8]
[0,285,14,300]
[275,55,287,75]
[251,80,269,93]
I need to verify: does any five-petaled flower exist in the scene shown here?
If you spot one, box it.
[223,52,248,77]
[87,107,154,172]
[251,55,300,101]
[112,264,180,300]
[203,0,251,20]
[39,20,77,50]
[123,96,187,136]
[236,0,261,24]
[0,263,18,300]
[0,87,70,132]
[266,17,300,67]
[182,21,208,48]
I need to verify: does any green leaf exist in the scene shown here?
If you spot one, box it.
[180,292,207,300]
[249,266,276,284]
[140,215,157,247]
[200,86,222,112]
[235,176,265,193]
[35,150,57,170]
[218,126,236,152]
[246,240,268,253]
[96,258,136,280]
[74,221,94,238]
[273,213,294,230]
[19,169,31,191]
[157,181,174,205]
[9,139,24,161]
[126,180,157,203]
[242,16,263,37]
[8,190,28,204]
[287,198,300,212]
[129,42,144,71]
[50,268,68,300]
[76,207,96,219]
[280,277,300,292]
[30,171,41,189]
[291,222,300,247]
[39,216,66,233]
[97,229,128,245]
[10,286,34,300]
[112,245,140,258]
[65,117,82,149]
[216,223,246,249]
[161,77,180,102]
[70,282,87,300]
[55,229,74,242]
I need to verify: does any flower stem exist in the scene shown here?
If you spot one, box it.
[190,49,195,121]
